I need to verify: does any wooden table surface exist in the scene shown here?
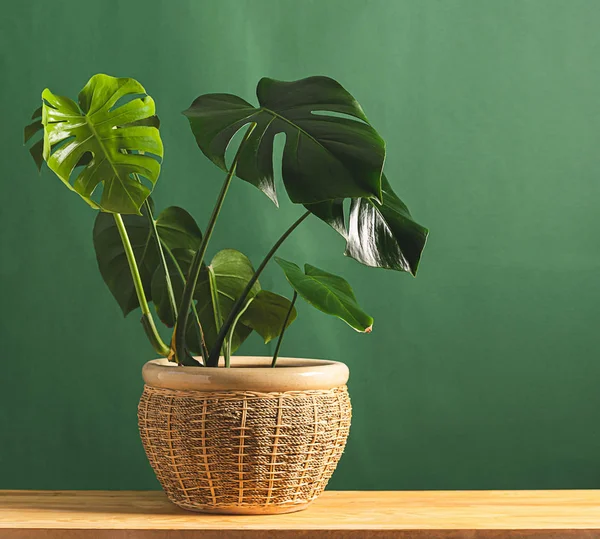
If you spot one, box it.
[1,490,599,538]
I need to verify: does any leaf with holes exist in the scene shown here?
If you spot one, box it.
[28,74,163,214]
[183,76,385,206]
[275,257,373,332]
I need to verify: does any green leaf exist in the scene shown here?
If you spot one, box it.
[241,290,297,343]
[93,202,200,317]
[183,76,385,206]
[305,199,347,238]
[275,257,373,333]
[345,174,428,275]
[37,74,163,214]
[149,247,207,356]
[24,107,44,171]
[152,248,260,355]
[195,249,261,354]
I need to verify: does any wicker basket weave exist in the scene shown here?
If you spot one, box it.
[138,381,351,514]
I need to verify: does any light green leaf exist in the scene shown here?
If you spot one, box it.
[241,290,297,343]
[275,257,373,332]
[36,74,163,214]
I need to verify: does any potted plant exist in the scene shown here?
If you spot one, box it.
[24,74,428,514]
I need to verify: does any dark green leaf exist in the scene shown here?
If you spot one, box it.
[152,248,260,355]
[39,74,163,214]
[345,174,428,275]
[24,107,44,171]
[195,249,260,354]
[183,76,385,206]
[305,199,347,237]
[150,247,207,356]
[241,290,297,343]
[93,203,200,317]
[275,257,373,332]
[156,206,202,251]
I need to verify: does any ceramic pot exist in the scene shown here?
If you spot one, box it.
[138,356,351,514]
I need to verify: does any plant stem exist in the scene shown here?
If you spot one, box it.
[143,199,178,330]
[225,298,254,368]
[207,265,227,357]
[172,123,256,365]
[271,291,297,367]
[113,213,169,357]
[207,210,311,366]
[161,239,208,362]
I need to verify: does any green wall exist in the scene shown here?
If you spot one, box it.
[2,0,600,490]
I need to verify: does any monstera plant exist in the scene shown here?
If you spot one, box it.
[25,73,428,368]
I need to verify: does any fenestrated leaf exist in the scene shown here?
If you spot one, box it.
[345,174,428,275]
[241,290,297,343]
[275,257,373,332]
[93,202,200,317]
[37,74,163,214]
[183,76,385,206]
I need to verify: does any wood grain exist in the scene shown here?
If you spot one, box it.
[1,490,599,538]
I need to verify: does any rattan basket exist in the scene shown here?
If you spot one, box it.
[138,357,351,514]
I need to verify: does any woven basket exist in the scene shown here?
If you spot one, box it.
[138,357,351,514]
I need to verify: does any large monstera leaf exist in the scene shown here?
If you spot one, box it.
[345,175,428,275]
[183,76,385,206]
[26,74,162,215]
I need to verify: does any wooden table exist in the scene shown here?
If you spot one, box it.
[1,490,599,538]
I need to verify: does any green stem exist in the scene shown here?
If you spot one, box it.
[208,210,311,366]
[161,239,208,362]
[143,199,178,330]
[172,123,256,365]
[271,291,297,368]
[225,298,254,368]
[113,213,169,357]
[207,265,227,356]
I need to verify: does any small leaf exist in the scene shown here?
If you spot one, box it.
[183,76,385,206]
[275,257,373,332]
[156,206,202,251]
[241,290,297,343]
[194,249,260,353]
[345,174,428,275]
[153,248,260,354]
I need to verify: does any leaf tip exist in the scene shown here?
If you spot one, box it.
[364,324,373,334]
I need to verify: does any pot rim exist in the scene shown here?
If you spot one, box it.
[142,356,349,392]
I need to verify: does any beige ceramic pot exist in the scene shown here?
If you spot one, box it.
[138,357,351,514]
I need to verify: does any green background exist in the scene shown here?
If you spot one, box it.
[2,0,600,490]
